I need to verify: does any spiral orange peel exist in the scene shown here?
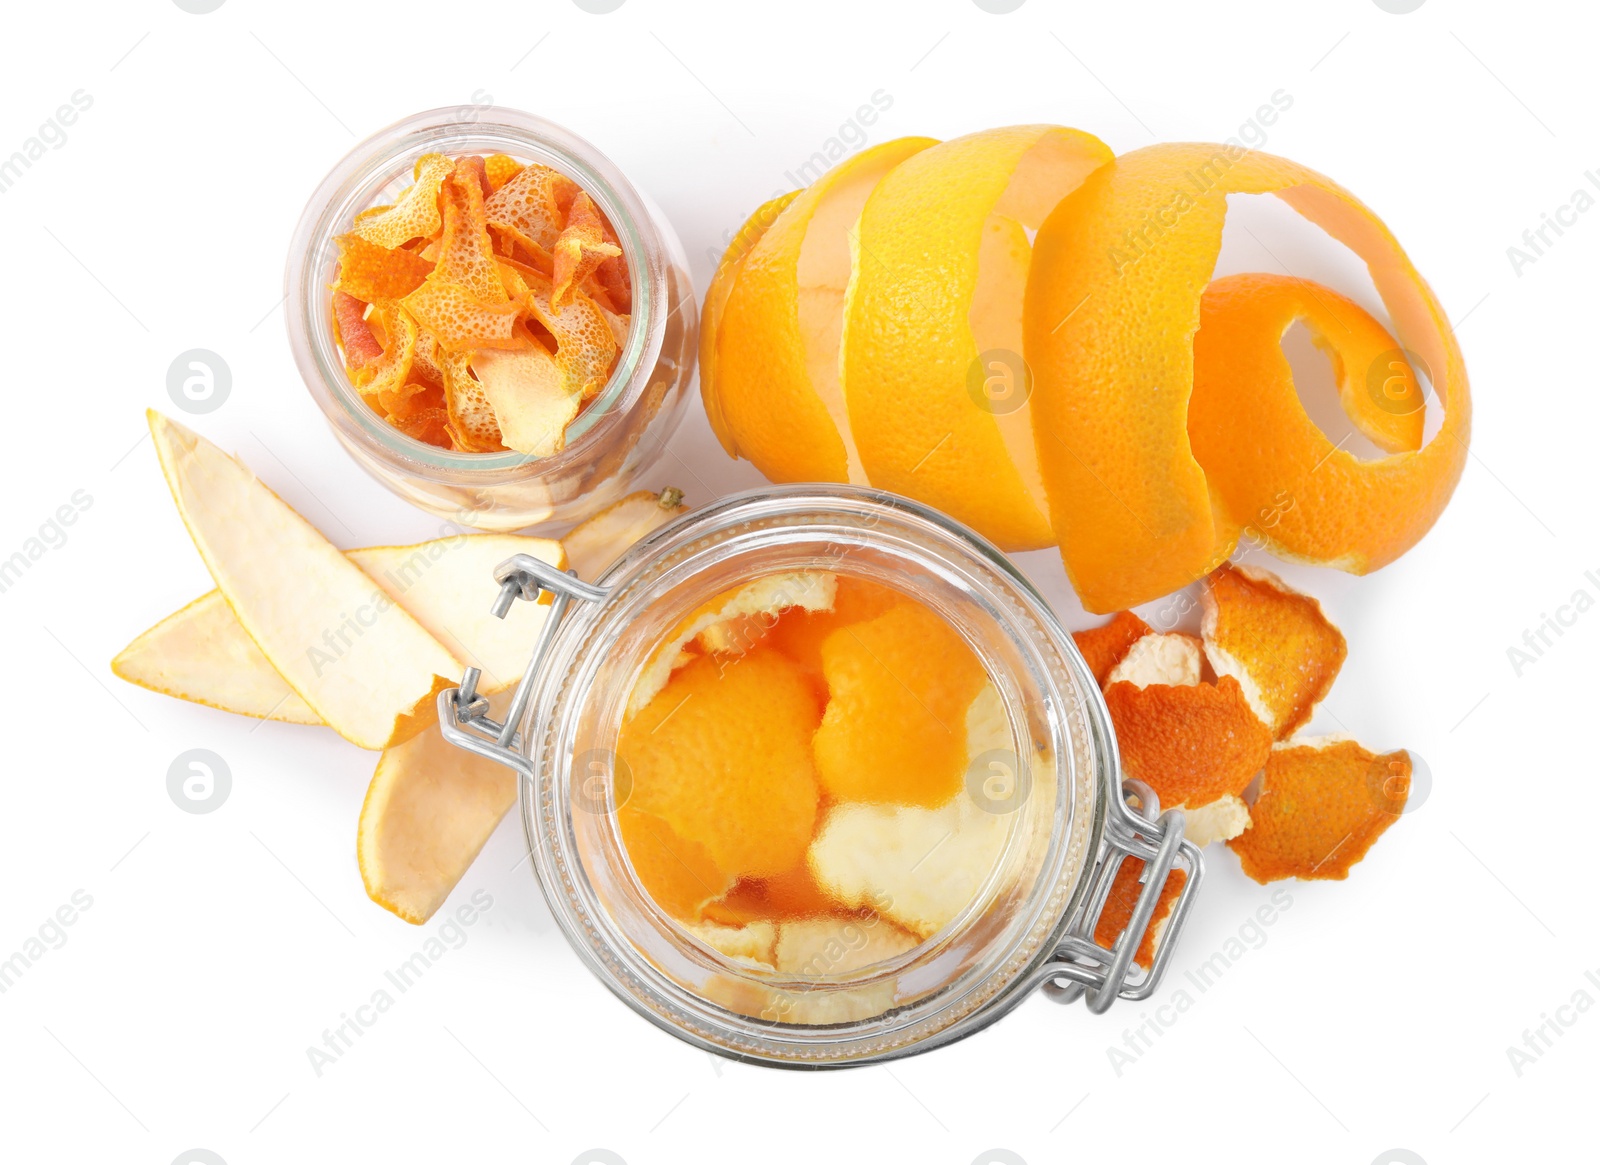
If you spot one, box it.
[812,599,988,807]
[1229,736,1411,882]
[1200,562,1347,739]
[1025,142,1470,611]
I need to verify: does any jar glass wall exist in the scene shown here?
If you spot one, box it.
[515,487,1113,1065]
[285,107,696,532]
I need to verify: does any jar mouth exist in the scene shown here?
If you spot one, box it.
[519,486,1113,1065]
[284,106,662,479]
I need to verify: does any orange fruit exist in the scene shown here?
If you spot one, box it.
[1025,142,1470,612]
[619,647,822,883]
[812,600,988,807]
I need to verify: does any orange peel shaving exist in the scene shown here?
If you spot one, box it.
[1093,857,1186,970]
[335,235,434,302]
[812,600,988,807]
[1025,142,1470,611]
[551,191,623,309]
[352,153,453,249]
[618,647,823,885]
[485,161,578,254]
[1201,562,1347,739]
[484,153,523,192]
[1103,674,1271,809]
[1229,737,1410,882]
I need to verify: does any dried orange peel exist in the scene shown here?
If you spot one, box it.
[331,153,629,454]
[1071,610,1151,686]
[1229,736,1410,882]
[1201,562,1347,738]
[1026,142,1470,611]
[1093,857,1186,970]
[1104,675,1271,811]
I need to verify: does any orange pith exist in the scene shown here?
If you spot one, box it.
[1229,739,1411,882]
[812,600,988,807]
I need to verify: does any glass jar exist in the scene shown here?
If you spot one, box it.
[285,106,697,532]
[442,485,1202,1065]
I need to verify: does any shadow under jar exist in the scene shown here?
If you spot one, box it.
[441,485,1205,1066]
[286,106,697,532]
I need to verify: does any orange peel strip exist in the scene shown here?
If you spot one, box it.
[335,234,435,302]
[1103,674,1271,809]
[1189,272,1449,570]
[353,303,417,398]
[619,807,735,922]
[1229,737,1411,882]
[352,153,453,249]
[485,162,578,254]
[332,290,383,372]
[524,271,619,400]
[1093,857,1186,970]
[484,153,523,192]
[619,647,822,884]
[439,349,504,452]
[1071,610,1151,687]
[1200,562,1347,739]
[812,599,988,807]
[551,191,623,309]
[1025,142,1470,612]
[469,342,577,457]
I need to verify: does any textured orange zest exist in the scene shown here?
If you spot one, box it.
[1093,858,1186,969]
[1025,142,1470,612]
[1201,562,1347,739]
[1103,675,1272,808]
[1229,738,1411,882]
[812,600,988,807]
[335,235,434,302]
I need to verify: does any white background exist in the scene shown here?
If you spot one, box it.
[0,1,1591,1162]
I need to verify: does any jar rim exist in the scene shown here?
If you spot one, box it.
[515,485,1115,1065]
[283,105,667,481]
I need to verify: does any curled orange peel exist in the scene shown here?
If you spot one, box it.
[335,234,434,302]
[1094,857,1185,970]
[1201,562,1347,739]
[1229,737,1410,882]
[1071,610,1151,687]
[352,153,453,249]
[551,191,623,310]
[1024,142,1470,611]
[485,161,578,254]
[1103,674,1271,809]
[332,290,382,373]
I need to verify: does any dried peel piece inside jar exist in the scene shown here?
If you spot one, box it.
[330,152,632,456]
[611,572,1048,1021]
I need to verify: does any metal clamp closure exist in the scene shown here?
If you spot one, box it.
[1041,779,1203,1012]
[439,554,608,777]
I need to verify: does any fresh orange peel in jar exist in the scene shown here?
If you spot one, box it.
[618,647,823,888]
[1201,562,1347,739]
[812,600,988,808]
[1229,738,1411,882]
[1025,142,1470,611]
